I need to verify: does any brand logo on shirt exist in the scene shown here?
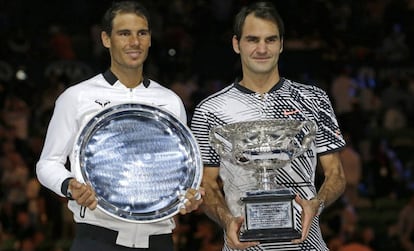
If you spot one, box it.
[95,100,111,108]
[150,103,168,107]
[283,109,300,116]
[335,129,342,137]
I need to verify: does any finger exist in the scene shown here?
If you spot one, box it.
[292,210,311,243]
[294,193,303,205]
[69,179,82,189]
[229,235,260,249]
[226,218,260,249]
[179,198,189,215]
[300,221,311,242]
[77,186,96,205]
[198,187,206,196]
[194,191,201,200]
[188,196,203,212]
[185,188,197,198]
[69,180,87,199]
[84,193,98,208]
[88,198,99,210]
[185,189,201,201]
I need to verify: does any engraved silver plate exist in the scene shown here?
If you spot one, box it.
[72,103,202,223]
[245,201,292,230]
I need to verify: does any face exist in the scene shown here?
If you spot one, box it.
[233,14,283,76]
[101,12,151,72]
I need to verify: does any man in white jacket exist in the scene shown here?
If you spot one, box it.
[36,1,204,250]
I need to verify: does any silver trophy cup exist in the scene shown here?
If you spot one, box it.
[210,119,316,242]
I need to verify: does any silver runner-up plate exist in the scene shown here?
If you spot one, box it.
[72,103,202,223]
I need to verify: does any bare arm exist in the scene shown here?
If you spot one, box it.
[293,151,346,243]
[201,166,259,249]
[316,151,346,206]
[200,166,232,228]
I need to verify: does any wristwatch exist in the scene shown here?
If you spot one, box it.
[312,197,325,216]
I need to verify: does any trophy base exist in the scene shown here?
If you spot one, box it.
[240,228,301,243]
[240,188,300,243]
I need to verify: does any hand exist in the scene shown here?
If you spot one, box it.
[179,187,205,214]
[68,178,98,210]
[225,216,259,249]
[291,194,319,244]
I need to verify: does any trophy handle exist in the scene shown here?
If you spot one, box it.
[292,120,316,158]
[210,130,231,157]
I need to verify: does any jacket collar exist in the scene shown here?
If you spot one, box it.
[103,69,150,88]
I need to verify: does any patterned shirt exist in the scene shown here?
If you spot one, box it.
[190,78,345,251]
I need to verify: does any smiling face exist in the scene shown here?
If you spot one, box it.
[233,14,283,78]
[101,12,151,74]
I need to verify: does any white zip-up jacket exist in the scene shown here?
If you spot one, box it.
[36,70,187,248]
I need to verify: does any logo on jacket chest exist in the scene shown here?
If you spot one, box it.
[95,99,111,108]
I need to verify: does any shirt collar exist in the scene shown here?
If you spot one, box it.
[103,69,150,88]
[233,77,284,93]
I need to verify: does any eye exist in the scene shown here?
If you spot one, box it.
[119,31,130,36]
[138,30,150,37]
[265,37,278,43]
[245,36,259,43]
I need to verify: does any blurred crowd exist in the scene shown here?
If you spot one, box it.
[0,0,413,250]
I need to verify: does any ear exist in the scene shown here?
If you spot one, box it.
[279,39,284,53]
[101,31,110,49]
[232,35,240,54]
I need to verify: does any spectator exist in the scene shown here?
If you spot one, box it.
[397,195,414,251]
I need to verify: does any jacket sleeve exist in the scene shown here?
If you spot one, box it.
[36,88,79,197]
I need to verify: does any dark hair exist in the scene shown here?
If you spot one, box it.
[233,1,284,40]
[101,1,151,35]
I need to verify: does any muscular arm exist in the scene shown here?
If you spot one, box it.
[293,151,346,243]
[201,166,233,228]
[201,166,259,248]
[316,151,346,206]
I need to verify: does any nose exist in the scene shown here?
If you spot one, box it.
[129,35,140,46]
[256,41,267,53]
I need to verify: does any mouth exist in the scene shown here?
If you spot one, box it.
[253,56,271,62]
[126,51,142,59]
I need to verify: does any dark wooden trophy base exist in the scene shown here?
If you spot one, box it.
[239,189,301,242]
